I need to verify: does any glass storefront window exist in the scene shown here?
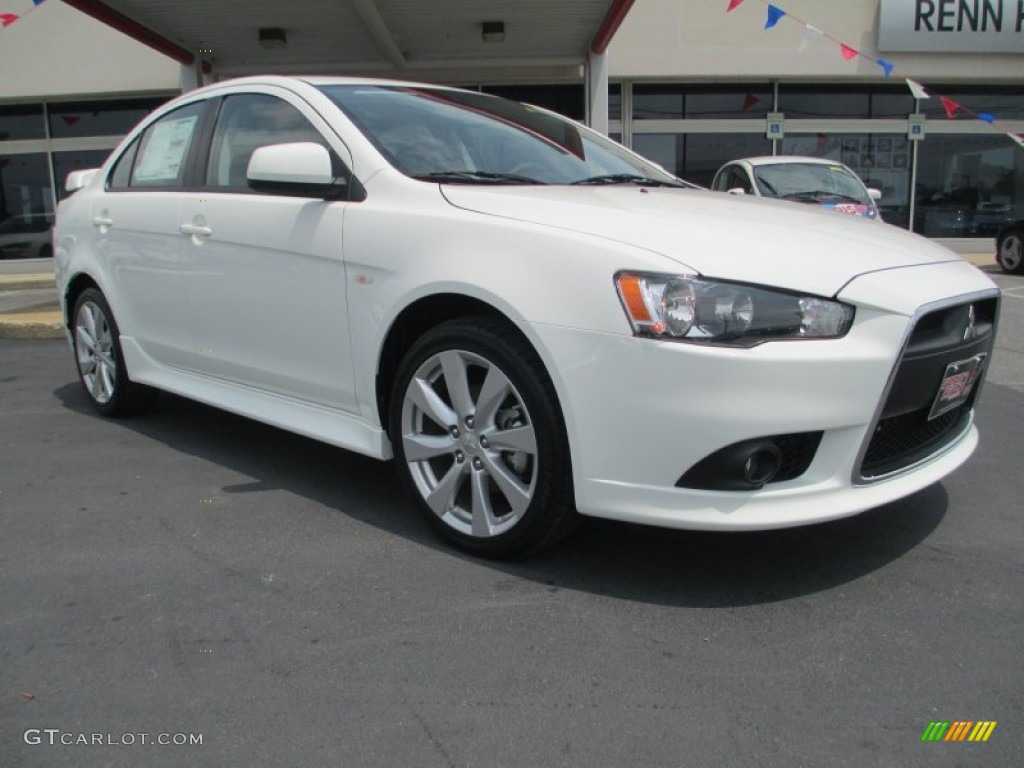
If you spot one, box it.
[53,149,112,200]
[0,153,53,259]
[914,134,1022,237]
[48,97,167,139]
[632,133,771,185]
[481,85,584,121]
[634,84,772,120]
[919,86,1024,121]
[780,134,912,228]
[0,104,45,141]
[609,83,621,121]
[778,86,914,119]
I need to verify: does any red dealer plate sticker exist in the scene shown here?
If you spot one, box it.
[928,354,986,421]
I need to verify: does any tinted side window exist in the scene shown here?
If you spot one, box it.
[206,94,331,189]
[129,101,204,188]
[107,138,139,189]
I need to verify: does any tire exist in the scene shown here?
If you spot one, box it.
[997,227,1024,275]
[390,316,577,558]
[72,287,152,416]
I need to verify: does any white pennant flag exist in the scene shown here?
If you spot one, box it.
[1009,133,1024,149]
[906,79,930,100]
[798,24,822,53]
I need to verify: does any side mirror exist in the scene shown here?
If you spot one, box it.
[726,187,747,196]
[65,168,99,193]
[867,187,882,201]
[247,142,345,198]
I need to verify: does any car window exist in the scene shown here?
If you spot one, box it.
[107,137,139,190]
[129,102,204,188]
[753,163,870,205]
[319,85,682,186]
[205,94,333,190]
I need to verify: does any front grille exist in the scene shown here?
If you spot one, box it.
[861,405,970,478]
[858,296,997,480]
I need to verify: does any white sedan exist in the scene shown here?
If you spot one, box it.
[54,76,999,557]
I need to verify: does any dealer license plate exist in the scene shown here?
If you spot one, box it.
[928,354,986,420]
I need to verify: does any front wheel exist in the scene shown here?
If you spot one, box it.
[390,317,576,557]
[72,287,152,416]
[997,227,1023,274]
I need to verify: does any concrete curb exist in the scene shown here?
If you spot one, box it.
[0,273,62,339]
[0,312,65,340]
[0,273,57,291]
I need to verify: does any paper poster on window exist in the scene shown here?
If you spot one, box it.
[133,115,198,183]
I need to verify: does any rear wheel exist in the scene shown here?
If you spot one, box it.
[997,227,1023,274]
[390,317,576,557]
[72,287,151,416]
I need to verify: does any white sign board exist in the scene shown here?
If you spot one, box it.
[878,0,1024,53]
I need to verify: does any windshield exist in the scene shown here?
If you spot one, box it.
[318,85,686,186]
[752,163,872,207]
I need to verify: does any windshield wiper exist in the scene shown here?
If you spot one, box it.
[413,170,546,185]
[571,174,687,188]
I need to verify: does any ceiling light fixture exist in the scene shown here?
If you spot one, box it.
[258,27,287,49]
[481,21,505,43]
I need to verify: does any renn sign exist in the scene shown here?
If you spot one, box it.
[879,0,1024,52]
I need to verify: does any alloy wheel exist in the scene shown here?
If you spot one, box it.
[400,349,538,539]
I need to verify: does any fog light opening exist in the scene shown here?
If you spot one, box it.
[742,445,782,486]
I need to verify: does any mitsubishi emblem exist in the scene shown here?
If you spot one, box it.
[963,304,977,341]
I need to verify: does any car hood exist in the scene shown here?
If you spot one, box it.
[440,185,961,296]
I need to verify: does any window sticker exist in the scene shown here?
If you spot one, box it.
[133,115,198,183]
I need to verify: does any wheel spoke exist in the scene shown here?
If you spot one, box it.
[99,361,115,400]
[486,424,536,454]
[470,470,498,537]
[440,350,474,419]
[402,432,457,461]
[80,304,97,339]
[76,324,97,353]
[424,460,467,517]
[482,454,532,515]
[408,376,457,430]
[474,365,511,428]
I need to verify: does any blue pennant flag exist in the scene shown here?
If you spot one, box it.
[978,113,996,124]
[765,4,786,29]
[876,59,894,78]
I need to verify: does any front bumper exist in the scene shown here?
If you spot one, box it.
[532,259,997,530]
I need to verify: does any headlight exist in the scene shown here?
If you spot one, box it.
[615,272,854,347]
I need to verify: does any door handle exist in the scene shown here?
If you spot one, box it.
[92,216,114,227]
[179,223,213,237]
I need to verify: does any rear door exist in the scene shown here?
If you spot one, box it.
[91,100,207,368]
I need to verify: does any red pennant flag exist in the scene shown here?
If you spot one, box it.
[741,93,759,111]
[62,116,81,126]
[839,44,858,61]
[0,13,21,27]
[727,0,746,11]
[940,96,961,119]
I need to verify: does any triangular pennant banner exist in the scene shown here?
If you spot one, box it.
[33,0,47,5]
[61,115,80,126]
[906,79,930,99]
[839,44,858,61]
[1008,133,1024,149]
[742,92,759,111]
[0,13,20,27]
[940,96,961,119]
[876,59,894,78]
[977,112,995,124]
[765,5,786,29]
[727,0,746,11]
[798,25,822,53]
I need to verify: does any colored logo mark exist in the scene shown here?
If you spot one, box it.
[921,721,997,742]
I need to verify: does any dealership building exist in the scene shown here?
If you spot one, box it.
[1,0,1021,255]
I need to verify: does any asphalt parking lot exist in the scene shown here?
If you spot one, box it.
[2,272,1022,767]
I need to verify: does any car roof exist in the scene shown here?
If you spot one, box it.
[735,156,851,168]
